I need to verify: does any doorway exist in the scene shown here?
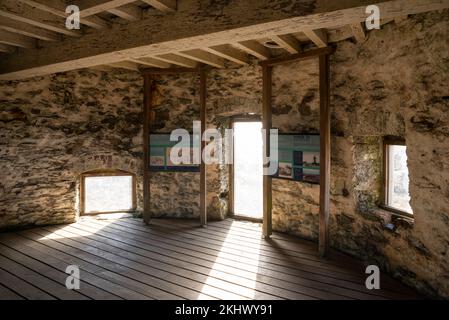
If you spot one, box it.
[232,120,263,220]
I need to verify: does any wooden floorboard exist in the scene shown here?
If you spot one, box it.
[0,217,418,300]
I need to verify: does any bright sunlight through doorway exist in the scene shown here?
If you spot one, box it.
[233,121,263,219]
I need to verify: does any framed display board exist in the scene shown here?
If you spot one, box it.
[271,134,320,184]
[149,133,200,172]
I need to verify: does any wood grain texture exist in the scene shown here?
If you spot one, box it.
[0,217,418,300]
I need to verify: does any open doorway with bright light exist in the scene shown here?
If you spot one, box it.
[232,119,263,220]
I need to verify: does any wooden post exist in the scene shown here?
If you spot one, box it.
[262,64,273,238]
[143,75,152,224]
[319,54,331,256]
[199,67,207,227]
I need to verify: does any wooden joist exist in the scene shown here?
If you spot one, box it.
[350,23,366,43]
[0,29,36,48]
[107,5,142,21]
[130,57,171,68]
[152,54,199,68]
[271,34,301,54]
[17,0,109,29]
[79,0,139,18]
[2,0,449,79]
[177,49,225,68]
[0,16,60,42]
[0,0,80,37]
[303,29,328,48]
[108,61,140,71]
[141,0,176,12]
[203,45,249,65]
[233,40,270,60]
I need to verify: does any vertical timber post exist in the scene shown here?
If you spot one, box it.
[200,67,207,227]
[143,75,153,224]
[262,65,273,238]
[319,54,331,256]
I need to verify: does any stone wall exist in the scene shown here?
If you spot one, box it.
[0,10,448,298]
[0,70,144,229]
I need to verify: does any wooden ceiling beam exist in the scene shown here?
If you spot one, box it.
[350,23,366,43]
[108,5,142,21]
[0,16,60,42]
[303,29,328,48]
[0,0,81,37]
[203,45,249,65]
[271,34,301,54]
[232,40,270,60]
[129,57,171,68]
[152,54,199,68]
[79,0,139,18]
[141,0,176,12]
[177,49,225,68]
[0,30,36,48]
[17,0,109,29]
[108,61,140,71]
[2,0,449,80]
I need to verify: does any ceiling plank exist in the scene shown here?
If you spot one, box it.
[0,16,60,41]
[177,49,225,68]
[271,34,301,54]
[129,57,171,68]
[0,0,80,37]
[17,0,108,29]
[233,40,270,60]
[108,5,142,21]
[303,29,328,48]
[0,30,36,48]
[0,43,16,54]
[79,0,139,17]
[108,61,140,71]
[350,23,366,43]
[203,45,249,65]
[153,54,198,68]
[141,0,176,12]
[2,0,449,80]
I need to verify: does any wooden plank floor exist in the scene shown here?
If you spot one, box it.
[0,216,418,300]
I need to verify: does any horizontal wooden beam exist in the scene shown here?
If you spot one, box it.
[0,16,60,42]
[233,40,270,60]
[0,0,81,37]
[108,61,140,71]
[271,34,301,54]
[177,49,225,68]
[107,5,142,21]
[141,0,176,12]
[0,30,36,48]
[17,0,109,29]
[79,0,138,18]
[140,67,201,75]
[259,47,335,67]
[350,23,366,43]
[129,57,171,68]
[203,45,249,65]
[1,0,449,79]
[303,29,328,48]
[152,53,198,68]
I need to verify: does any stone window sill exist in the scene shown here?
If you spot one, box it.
[373,206,415,231]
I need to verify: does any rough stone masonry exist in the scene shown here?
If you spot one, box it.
[0,10,448,298]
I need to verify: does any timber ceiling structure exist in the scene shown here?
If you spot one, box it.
[0,0,448,80]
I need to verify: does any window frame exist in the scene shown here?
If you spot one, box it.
[381,136,413,218]
[80,169,137,215]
